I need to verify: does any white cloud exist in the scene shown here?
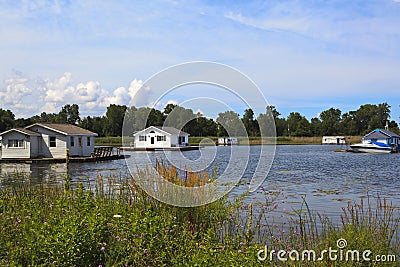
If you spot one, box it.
[1,71,152,118]
[0,77,31,105]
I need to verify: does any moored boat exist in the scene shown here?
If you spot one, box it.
[350,142,393,154]
[349,128,400,154]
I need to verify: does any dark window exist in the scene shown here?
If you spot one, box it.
[157,135,166,141]
[87,137,91,146]
[139,135,146,141]
[49,136,56,147]
[70,136,75,147]
[8,139,24,148]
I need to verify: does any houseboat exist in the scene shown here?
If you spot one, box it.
[0,123,97,159]
[128,126,196,150]
[322,136,346,145]
[217,137,239,146]
[350,128,399,153]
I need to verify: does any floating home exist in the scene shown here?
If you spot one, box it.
[322,136,346,145]
[217,137,239,145]
[0,123,97,159]
[132,126,190,149]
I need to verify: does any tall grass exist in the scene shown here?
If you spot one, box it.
[0,167,398,266]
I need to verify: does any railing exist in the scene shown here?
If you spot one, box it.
[91,146,119,158]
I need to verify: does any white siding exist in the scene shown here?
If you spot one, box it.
[28,125,95,157]
[1,131,31,159]
[134,127,173,148]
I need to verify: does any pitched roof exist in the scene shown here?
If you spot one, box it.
[0,128,40,136]
[363,128,400,139]
[155,126,189,135]
[133,126,189,136]
[26,123,97,136]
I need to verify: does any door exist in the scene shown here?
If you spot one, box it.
[78,137,83,155]
[151,137,154,145]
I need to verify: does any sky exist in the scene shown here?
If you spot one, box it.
[0,0,399,123]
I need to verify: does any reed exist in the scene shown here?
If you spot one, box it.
[0,169,398,266]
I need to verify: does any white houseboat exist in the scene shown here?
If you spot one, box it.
[132,126,190,149]
[322,136,346,145]
[0,123,97,159]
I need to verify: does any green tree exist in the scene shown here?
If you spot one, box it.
[319,108,341,135]
[310,117,321,136]
[242,108,259,136]
[163,105,195,132]
[186,113,218,136]
[147,108,164,127]
[216,111,246,137]
[0,108,15,132]
[257,106,276,137]
[58,104,80,125]
[287,112,311,136]
[105,104,127,136]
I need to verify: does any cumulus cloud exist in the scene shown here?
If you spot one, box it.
[0,71,152,118]
[127,79,152,107]
[0,77,31,105]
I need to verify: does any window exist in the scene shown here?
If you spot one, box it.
[70,136,75,147]
[87,136,91,146]
[157,135,166,141]
[8,139,24,148]
[49,136,56,147]
[139,135,146,141]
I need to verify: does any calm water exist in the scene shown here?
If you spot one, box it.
[1,145,399,222]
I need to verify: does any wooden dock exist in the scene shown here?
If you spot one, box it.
[0,146,127,164]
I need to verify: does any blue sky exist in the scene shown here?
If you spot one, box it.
[0,0,399,123]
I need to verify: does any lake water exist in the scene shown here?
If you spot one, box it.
[1,145,399,223]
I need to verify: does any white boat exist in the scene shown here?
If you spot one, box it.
[350,142,393,154]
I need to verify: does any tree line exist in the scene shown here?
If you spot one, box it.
[0,102,398,137]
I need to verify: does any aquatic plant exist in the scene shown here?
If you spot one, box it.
[0,167,398,266]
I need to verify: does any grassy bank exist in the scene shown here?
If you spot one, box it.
[0,168,398,266]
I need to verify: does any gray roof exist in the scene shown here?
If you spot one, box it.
[363,128,400,139]
[0,128,40,136]
[155,126,188,135]
[26,123,97,136]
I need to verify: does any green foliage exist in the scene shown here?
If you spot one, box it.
[0,177,398,266]
[0,108,15,131]
[1,102,400,138]
[105,104,127,136]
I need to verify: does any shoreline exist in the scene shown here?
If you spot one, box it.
[95,136,362,147]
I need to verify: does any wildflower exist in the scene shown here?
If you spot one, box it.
[240,242,244,245]
[144,249,147,253]
[115,235,120,239]
[113,214,122,218]
[238,250,242,253]
[273,203,278,209]
[101,247,106,251]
